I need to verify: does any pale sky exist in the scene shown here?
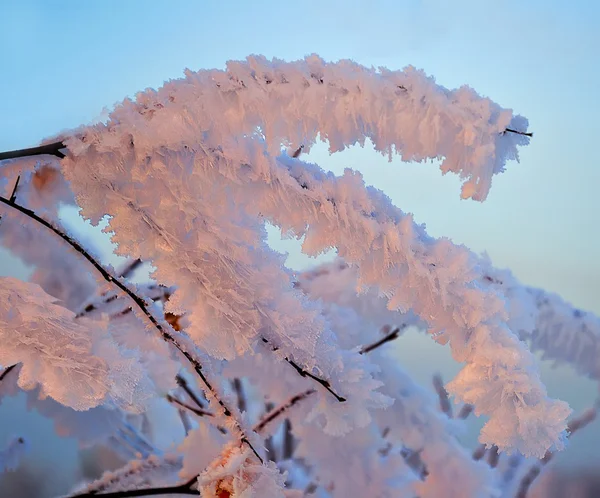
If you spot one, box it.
[0,0,598,482]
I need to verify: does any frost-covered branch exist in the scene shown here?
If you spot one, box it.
[0,193,261,461]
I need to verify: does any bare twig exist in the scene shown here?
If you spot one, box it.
[0,141,66,161]
[359,325,404,355]
[261,338,346,402]
[118,258,144,279]
[9,175,20,203]
[254,390,316,434]
[176,375,207,409]
[0,194,261,462]
[504,128,533,137]
[166,394,214,418]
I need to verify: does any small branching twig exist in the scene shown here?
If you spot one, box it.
[166,394,214,418]
[176,375,207,410]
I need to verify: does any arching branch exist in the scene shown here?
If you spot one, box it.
[0,191,261,463]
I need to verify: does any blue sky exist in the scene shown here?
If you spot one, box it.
[1,0,599,472]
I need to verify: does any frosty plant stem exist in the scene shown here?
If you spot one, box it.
[0,189,262,463]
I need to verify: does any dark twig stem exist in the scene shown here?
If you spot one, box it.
[9,175,20,203]
[0,195,261,462]
[176,374,207,409]
[0,141,66,161]
[254,390,316,434]
[359,326,403,355]
[166,394,214,417]
[261,338,346,402]
[68,476,199,498]
[504,128,533,137]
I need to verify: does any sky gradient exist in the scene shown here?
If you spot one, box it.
[0,0,598,481]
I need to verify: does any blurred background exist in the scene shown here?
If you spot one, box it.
[0,1,598,496]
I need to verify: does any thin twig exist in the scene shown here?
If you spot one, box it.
[504,128,533,137]
[118,258,143,279]
[9,175,20,203]
[0,141,66,161]
[261,338,346,402]
[166,394,214,418]
[254,390,316,434]
[359,326,404,355]
[68,476,199,498]
[0,194,261,462]
[176,375,207,409]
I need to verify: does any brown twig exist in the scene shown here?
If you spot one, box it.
[118,258,144,279]
[0,194,261,462]
[254,390,316,434]
[359,326,404,355]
